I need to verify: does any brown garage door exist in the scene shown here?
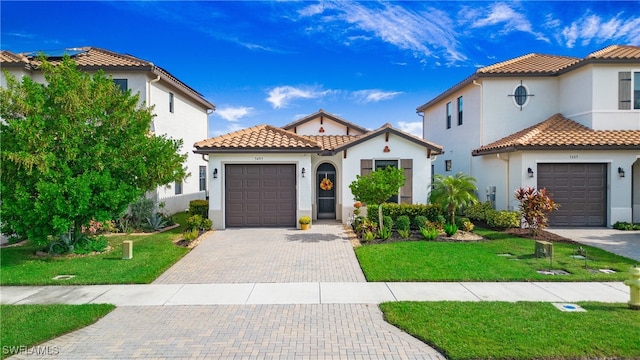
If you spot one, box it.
[537,163,606,227]
[225,164,296,227]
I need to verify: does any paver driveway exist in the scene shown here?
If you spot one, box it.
[12,222,444,359]
[154,222,366,283]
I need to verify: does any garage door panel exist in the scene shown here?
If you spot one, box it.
[538,163,606,227]
[225,164,296,227]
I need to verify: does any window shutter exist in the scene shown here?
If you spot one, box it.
[619,72,632,110]
[360,159,373,176]
[400,159,413,204]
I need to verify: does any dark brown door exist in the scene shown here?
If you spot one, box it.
[537,163,606,227]
[225,164,296,227]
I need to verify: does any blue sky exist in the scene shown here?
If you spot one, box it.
[2,1,639,138]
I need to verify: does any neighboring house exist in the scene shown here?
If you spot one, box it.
[0,47,215,215]
[194,110,443,229]
[418,44,640,227]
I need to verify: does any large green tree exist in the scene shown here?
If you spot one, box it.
[429,172,479,224]
[349,166,406,231]
[0,56,187,245]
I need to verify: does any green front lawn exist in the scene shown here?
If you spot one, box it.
[0,304,115,359]
[381,301,640,360]
[355,228,637,282]
[0,213,191,285]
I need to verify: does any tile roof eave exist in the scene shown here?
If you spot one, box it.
[472,144,640,156]
[193,147,322,154]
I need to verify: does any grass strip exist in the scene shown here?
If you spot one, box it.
[0,213,191,285]
[380,301,640,360]
[0,304,115,359]
[355,228,637,282]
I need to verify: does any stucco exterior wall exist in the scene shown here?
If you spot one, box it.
[294,116,366,136]
[339,132,433,221]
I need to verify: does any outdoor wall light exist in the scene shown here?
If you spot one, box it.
[301,167,306,177]
[618,167,625,177]
[527,167,534,178]
[213,168,218,179]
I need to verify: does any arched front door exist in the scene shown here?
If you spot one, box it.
[317,163,336,219]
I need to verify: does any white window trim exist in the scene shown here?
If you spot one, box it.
[511,83,531,109]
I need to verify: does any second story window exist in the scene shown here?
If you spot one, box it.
[175,180,182,195]
[446,102,452,129]
[169,92,174,113]
[113,79,128,92]
[457,96,463,125]
[445,160,452,172]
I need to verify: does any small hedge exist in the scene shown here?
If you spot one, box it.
[465,201,519,229]
[367,203,443,224]
[612,221,640,231]
[189,200,209,218]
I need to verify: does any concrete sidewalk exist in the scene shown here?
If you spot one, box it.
[1,281,629,306]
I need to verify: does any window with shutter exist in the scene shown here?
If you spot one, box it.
[360,159,373,176]
[400,159,413,204]
[619,72,632,110]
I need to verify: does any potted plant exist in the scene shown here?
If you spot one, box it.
[299,216,311,230]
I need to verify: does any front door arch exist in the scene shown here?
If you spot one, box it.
[317,163,336,219]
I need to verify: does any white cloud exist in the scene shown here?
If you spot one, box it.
[561,12,640,48]
[469,2,549,42]
[266,85,332,109]
[397,121,423,137]
[215,106,253,122]
[352,89,402,103]
[209,123,245,138]
[297,1,466,64]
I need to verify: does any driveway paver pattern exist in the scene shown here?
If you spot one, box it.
[10,305,444,360]
[154,222,366,284]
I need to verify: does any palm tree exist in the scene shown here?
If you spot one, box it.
[429,172,479,224]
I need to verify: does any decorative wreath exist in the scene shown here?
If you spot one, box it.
[320,177,333,191]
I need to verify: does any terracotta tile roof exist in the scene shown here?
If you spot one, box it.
[0,50,28,65]
[194,125,323,152]
[586,45,640,60]
[472,114,640,156]
[195,120,443,155]
[26,47,152,69]
[418,44,638,112]
[1,47,214,110]
[477,53,580,75]
[302,135,359,150]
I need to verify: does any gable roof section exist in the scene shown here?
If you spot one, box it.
[472,114,640,156]
[417,44,639,112]
[0,50,29,68]
[1,47,214,110]
[281,109,369,134]
[331,122,443,155]
[194,125,323,153]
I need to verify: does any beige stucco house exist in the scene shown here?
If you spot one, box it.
[418,45,640,227]
[194,110,443,229]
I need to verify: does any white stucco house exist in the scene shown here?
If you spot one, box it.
[0,47,215,215]
[194,110,443,229]
[418,44,640,227]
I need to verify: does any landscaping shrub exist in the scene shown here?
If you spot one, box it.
[183,228,199,242]
[444,223,458,236]
[367,204,443,223]
[464,201,493,221]
[189,200,209,219]
[455,217,475,232]
[383,216,393,230]
[419,226,439,240]
[396,216,410,231]
[186,215,212,232]
[413,216,428,230]
[515,187,559,236]
[378,226,392,240]
[612,221,640,231]
[486,209,520,229]
[130,197,154,229]
[73,236,108,255]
